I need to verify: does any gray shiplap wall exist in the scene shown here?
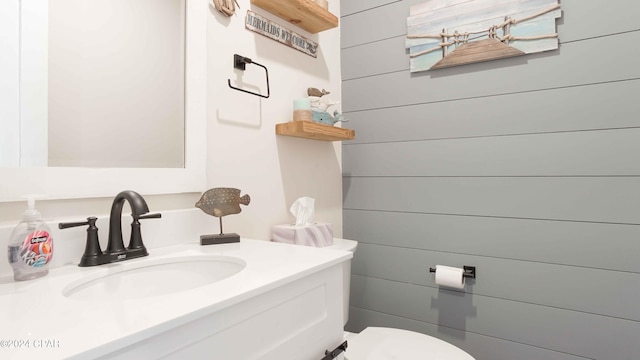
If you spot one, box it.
[340,1,640,359]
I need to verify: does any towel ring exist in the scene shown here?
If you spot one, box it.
[227,54,270,99]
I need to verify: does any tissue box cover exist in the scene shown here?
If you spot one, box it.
[272,223,334,247]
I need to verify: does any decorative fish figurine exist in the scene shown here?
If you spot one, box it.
[195,188,250,217]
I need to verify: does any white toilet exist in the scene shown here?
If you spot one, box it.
[325,238,475,360]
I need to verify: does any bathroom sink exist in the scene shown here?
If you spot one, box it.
[62,255,246,301]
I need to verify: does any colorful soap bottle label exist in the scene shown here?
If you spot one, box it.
[18,230,53,267]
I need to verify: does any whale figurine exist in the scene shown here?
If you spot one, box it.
[311,110,347,126]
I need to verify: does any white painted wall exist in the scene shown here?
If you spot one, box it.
[0,0,343,243]
[202,0,344,240]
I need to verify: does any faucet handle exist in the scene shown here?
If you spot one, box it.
[59,217,103,266]
[128,212,162,252]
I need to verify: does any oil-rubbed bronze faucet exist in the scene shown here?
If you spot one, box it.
[59,190,161,267]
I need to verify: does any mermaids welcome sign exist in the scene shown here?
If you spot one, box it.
[246,10,318,58]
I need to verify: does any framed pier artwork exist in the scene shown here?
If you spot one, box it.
[406,0,562,72]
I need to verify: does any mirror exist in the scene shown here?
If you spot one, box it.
[2,0,185,168]
[0,0,206,201]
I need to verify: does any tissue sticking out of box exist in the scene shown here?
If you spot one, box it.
[272,196,333,247]
[290,196,315,227]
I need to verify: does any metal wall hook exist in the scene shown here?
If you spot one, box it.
[227,54,270,98]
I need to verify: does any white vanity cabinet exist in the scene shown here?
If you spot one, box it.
[0,240,351,360]
[101,262,344,360]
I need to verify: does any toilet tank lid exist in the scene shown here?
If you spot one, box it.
[325,238,358,252]
[346,327,475,360]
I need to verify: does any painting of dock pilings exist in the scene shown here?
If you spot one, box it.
[406,0,562,72]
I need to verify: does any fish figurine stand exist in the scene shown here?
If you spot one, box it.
[195,188,251,245]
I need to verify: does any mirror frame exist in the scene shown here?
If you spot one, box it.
[0,0,206,202]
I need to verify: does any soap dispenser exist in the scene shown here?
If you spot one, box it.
[7,196,54,281]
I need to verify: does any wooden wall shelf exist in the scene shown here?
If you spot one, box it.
[250,0,338,34]
[276,121,355,141]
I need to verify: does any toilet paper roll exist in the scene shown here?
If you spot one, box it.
[434,265,465,289]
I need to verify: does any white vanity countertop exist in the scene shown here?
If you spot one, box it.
[0,239,352,360]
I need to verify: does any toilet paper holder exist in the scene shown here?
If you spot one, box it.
[429,265,476,279]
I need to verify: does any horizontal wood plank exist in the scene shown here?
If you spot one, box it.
[343,209,640,273]
[341,36,407,80]
[340,1,409,48]
[342,176,640,224]
[342,80,640,143]
[341,0,398,16]
[343,128,640,176]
